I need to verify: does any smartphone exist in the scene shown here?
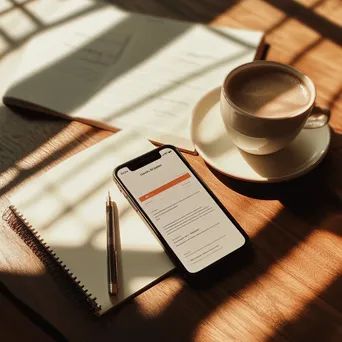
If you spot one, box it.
[113,145,251,283]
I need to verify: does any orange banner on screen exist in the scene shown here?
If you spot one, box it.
[139,173,191,202]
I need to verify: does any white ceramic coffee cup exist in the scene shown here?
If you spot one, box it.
[220,61,326,155]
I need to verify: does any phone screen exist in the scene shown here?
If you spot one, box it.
[117,147,246,273]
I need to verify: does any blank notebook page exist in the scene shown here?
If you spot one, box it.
[10,130,174,315]
[4,0,264,152]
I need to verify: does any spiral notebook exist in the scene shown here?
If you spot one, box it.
[4,130,174,315]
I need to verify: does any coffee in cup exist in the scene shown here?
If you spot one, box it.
[228,66,311,118]
[220,61,324,155]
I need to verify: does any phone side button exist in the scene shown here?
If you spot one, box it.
[127,197,136,208]
[127,199,143,217]
[119,188,127,197]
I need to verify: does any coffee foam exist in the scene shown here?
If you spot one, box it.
[227,67,311,118]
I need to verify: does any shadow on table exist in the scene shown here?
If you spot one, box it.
[1,202,341,341]
[2,120,342,338]
[270,275,342,341]
[209,127,342,201]
[204,127,342,340]
[1,0,342,341]
[265,0,342,46]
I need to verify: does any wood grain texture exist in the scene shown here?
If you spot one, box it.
[0,0,341,341]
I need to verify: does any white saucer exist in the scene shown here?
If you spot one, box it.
[190,87,331,183]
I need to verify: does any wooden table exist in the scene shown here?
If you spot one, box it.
[1,0,342,341]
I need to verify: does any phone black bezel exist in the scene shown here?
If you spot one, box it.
[113,145,251,280]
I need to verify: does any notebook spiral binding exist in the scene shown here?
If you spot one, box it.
[3,206,101,315]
